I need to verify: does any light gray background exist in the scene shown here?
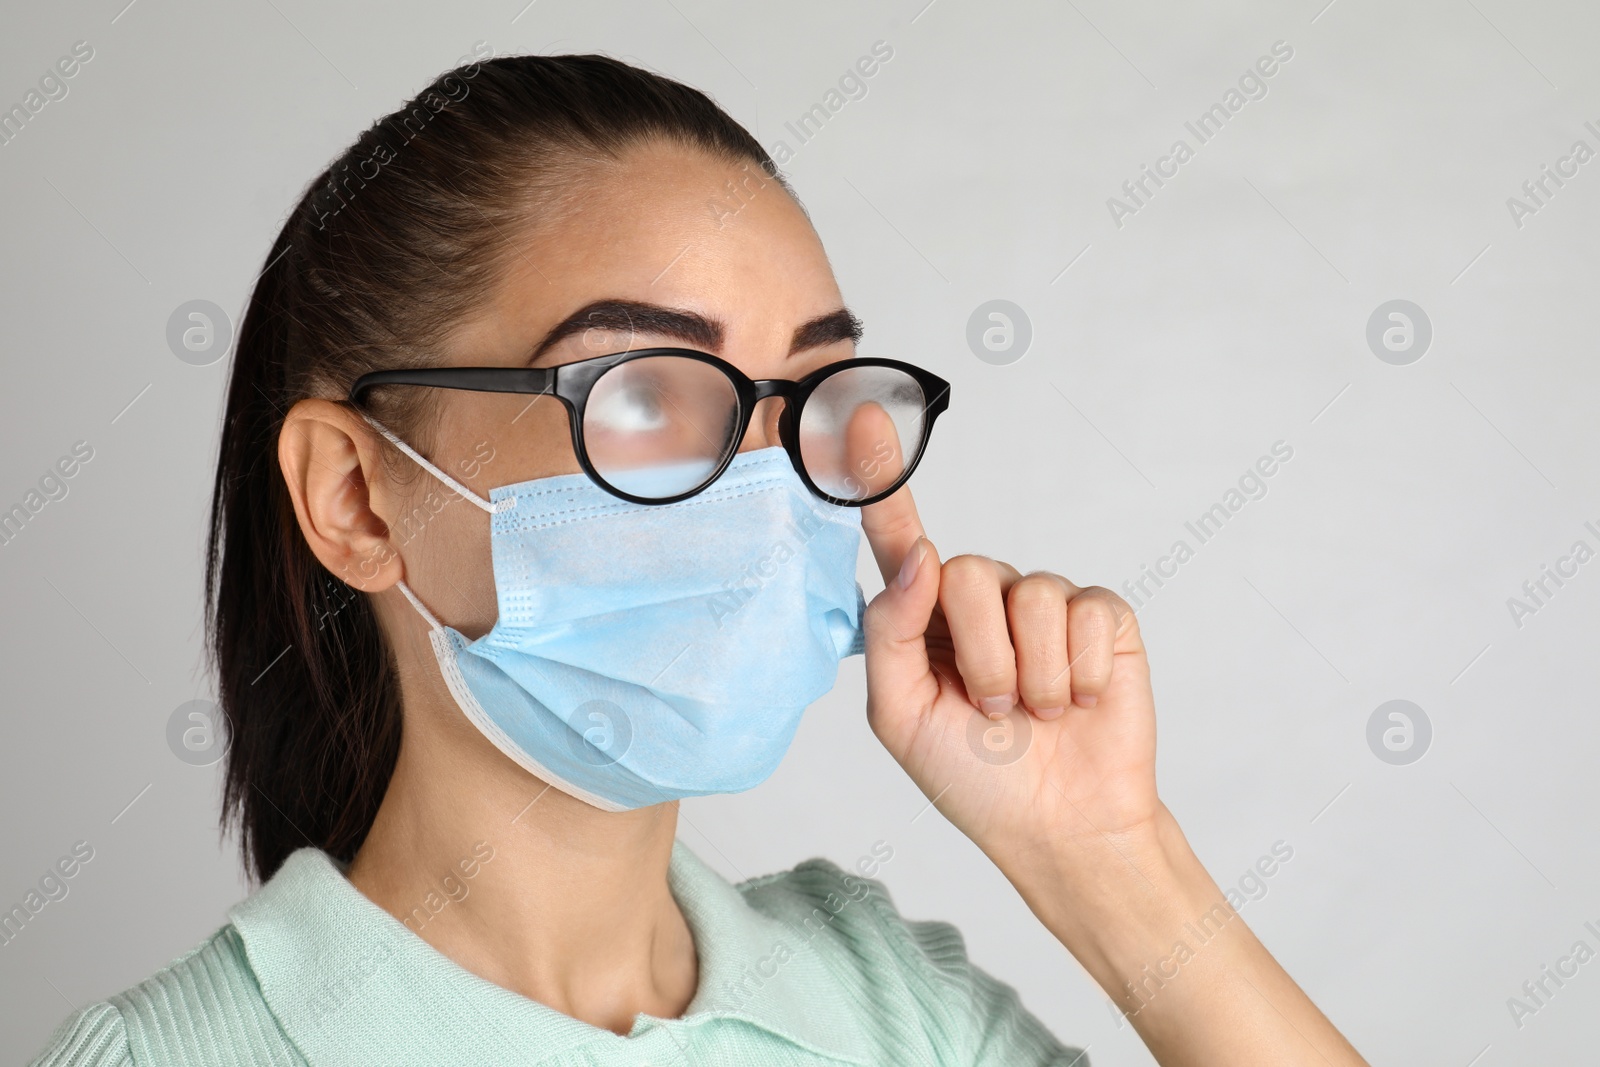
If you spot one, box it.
[3,1,1596,1063]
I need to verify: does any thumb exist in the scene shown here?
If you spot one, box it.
[863,535,942,729]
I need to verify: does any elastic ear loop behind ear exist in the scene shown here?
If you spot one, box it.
[395,579,443,632]
[358,412,514,632]
[358,412,516,515]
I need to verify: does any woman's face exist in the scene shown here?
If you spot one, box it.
[380,139,861,640]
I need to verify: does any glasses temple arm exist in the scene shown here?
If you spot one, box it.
[347,366,556,404]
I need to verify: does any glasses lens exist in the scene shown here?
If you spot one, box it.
[583,356,740,499]
[799,365,927,502]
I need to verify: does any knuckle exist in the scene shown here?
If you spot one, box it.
[1008,573,1063,616]
[1071,590,1118,630]
[940,553,996,593]
[940,556,992,579]
[1081,585,1136,630]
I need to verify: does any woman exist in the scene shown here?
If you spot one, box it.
[31,53,1367,1066]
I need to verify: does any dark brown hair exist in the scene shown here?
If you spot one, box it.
[206,52,787,883]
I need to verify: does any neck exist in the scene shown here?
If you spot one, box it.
[344,691,698,1035]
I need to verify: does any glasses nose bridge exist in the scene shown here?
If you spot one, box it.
[741,377,802,453]
[749,377,800,404]
[748,377,804,423]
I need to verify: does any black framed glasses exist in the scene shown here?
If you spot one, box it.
[348,349,950,506]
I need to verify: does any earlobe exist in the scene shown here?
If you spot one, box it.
[278,399,402,593]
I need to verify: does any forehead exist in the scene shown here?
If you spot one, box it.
[460,140,844,362]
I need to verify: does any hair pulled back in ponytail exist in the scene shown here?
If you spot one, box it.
[207,52,786,883]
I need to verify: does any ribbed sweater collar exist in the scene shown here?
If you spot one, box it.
[228,840,870,1065]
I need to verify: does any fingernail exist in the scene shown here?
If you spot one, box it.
[895,539,926,591]
[1074,693,1099,709]
[1035,706,1065,721]
[979,695,1012,717]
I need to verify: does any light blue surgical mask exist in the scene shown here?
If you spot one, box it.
[364,418,867,811]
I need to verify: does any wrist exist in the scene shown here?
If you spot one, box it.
[997,804,1230,994]
[992,806,1369,1064]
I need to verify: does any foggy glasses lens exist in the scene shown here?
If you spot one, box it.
[798,365,927,502]
[582,356,740,499]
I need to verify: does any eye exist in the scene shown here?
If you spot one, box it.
[589,380,669,433]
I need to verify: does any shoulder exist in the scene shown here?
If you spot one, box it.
[739,851,960,976]
[26,924,302,1067]
[26,1001,129,1067]
[736,851,985,1000]
[737,853,1090,1066]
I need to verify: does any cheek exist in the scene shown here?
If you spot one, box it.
[417,499,499,639]
[447,393,579,489]
[415,400,581,639]
[492,403,578,483]
[394,484,489,632]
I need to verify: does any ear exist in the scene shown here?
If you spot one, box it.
[278,399,405,593]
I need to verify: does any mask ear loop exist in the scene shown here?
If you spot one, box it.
[357,413,516,515]
[357,412,514,632]
[395,578,444,632]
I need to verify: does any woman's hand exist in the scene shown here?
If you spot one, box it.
[858,482,1371,1067]
[858,482,1158,870]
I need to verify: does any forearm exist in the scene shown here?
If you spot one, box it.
[1003,805,1367,1067]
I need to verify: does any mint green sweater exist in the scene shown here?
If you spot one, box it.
[29,840,1086,1066]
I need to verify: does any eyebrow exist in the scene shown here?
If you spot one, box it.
[527,299,864,364]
